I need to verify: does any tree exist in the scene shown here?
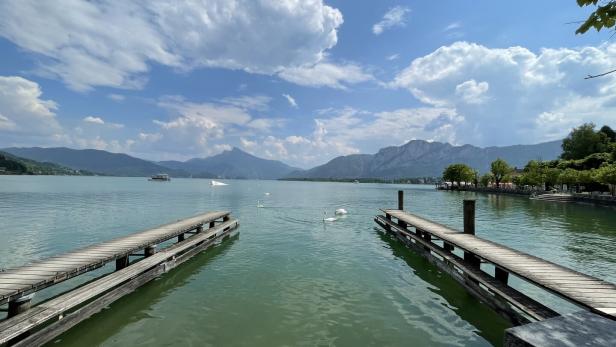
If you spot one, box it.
[561,123,608,160]
[490,158,512,188]
[599,125,616,142]
[558,168,580,191]
[480,173,493,188]
[576,1,616,35]
[594,164,616,195]
[576,1,616,78]
[442,164,474,189]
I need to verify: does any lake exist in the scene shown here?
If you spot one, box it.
[1,176,615,346]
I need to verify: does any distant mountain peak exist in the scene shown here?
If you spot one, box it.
[287,139,563,179]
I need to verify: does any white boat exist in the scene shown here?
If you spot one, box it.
[210,180,228,186]
[149,174,170,181]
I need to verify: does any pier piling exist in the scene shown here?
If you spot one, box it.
[398,190,404,210]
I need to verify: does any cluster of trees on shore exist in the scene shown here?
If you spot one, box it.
[442,123,616,195]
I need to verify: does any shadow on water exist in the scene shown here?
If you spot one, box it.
[376,229,510,346]
[49,234,239,346]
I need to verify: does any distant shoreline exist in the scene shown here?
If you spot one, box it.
[279,177,439,184]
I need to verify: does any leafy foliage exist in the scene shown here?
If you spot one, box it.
[561,123,609,160]
[442,163,474,188]
[576,0,616,34]
[490,158,512,187]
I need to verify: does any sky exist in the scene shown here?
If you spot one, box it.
[0,0,615,168]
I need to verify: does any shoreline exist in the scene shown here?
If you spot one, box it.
[440,186,616,206]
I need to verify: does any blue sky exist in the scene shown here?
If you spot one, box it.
[0,1,614,168]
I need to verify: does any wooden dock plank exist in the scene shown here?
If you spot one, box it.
[0,218,238,345]
[382,209,616,320]
[0,210,229,304]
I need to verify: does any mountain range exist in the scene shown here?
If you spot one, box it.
[158,147,299,179]
[2,146,298,179]
[3,139,563,179]
[2,147,190,177]
[286,139,563,179]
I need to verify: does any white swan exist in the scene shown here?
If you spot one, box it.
[335,208,348,215]
[323,211,337,222]
[264,192,271,196]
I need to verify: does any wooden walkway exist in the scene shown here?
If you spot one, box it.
[0,210,229,305]
[0,211,238,346]
[377,208,616,321]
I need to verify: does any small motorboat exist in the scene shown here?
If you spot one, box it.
[149,174,170,181]
[210,180,228,186]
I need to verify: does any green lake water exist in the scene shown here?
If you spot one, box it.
[1,176,616,346]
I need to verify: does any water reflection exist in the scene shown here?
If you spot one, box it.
[376,230,509,346]
[52,234,238,346]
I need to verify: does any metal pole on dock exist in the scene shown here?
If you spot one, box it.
[398,190,404,210]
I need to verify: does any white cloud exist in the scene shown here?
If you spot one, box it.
[455,80,489,104]
[0,1,343,91]
[246,118,285,131]
[278,62,373,89]
[240,106,461,168]
[220,95,271,111]
[391,41,616,145]
[108,94,125,102]
[83,116,105,125]
[386,53,400,61]
[444,22,461,31]
[0,76,62,142]
[83,115,124,129]
[282,93,298,108]
[240,137,257,151]
[373,6,410,35]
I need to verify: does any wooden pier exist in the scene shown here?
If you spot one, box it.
[0,211,238,346]
[374,191,616,329]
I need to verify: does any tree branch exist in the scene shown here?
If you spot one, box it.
[585,68,616,79]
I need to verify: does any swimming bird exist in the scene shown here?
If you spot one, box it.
[264,192,271,196]
[323,211,337,222]
[335,208,348,215]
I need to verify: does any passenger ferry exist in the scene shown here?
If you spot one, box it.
[149,173,171,181]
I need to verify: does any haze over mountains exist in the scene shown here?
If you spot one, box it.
[3,139,563,179]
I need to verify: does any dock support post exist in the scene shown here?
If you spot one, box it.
[144,245,157,257]
[423,232,431,251]
[209,221,215,228]
[197,225,204,233]
[7,294,34,318]
[397,191,407,229]
[444,243,454,253]
[463,200,481,268]
[385,213,392,231]
[495,267,509,284]
[115,256,129,270]
[223,215,230,222]
[178,233,185,242]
